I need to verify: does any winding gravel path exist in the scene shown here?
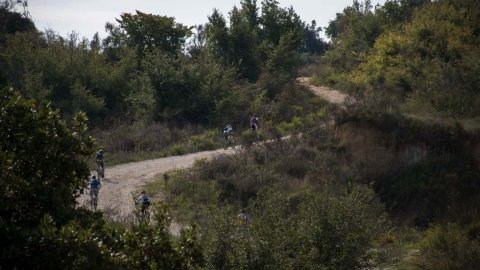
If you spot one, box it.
[78,77,349,224]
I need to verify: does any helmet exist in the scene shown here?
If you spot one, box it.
[254,114,258,117]
[92,175,96,179]
[141,190,146,194]
[99,150,103,153]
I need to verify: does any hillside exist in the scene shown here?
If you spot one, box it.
[1,0,480,269]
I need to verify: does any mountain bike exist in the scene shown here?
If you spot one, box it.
[135,202,150,223]
[224,133,235,150]
[89,188,99,211]
[132,193,150,224]
[251,125,260,142]
[96,161,104,179]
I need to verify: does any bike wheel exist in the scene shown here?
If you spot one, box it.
[230,138,235,148]
[223,140,228,150]
[144,210,150,223]
[91,195,97,211]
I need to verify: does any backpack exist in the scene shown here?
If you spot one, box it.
[142,195,150,206]
[91,179,100,188]
[96,151,103,160]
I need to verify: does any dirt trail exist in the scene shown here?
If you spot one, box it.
[79,148,236,218]
[79,77,348,223]
[297,77,355,106]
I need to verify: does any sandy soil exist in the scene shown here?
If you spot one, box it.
[297,77,355,106]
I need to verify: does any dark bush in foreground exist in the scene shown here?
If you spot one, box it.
[415,223,480,270]
[202,188,386,270]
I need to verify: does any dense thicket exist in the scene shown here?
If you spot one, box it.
[317,0,480,118]
[0,0,326,128]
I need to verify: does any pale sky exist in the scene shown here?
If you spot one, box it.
[27,0,387,40]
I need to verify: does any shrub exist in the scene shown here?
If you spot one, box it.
[294,187,386,269]
[169,143,188,155]
[415,223,480,270]
[202,187,386,270]
[240,129,258,146]
[187,129,219,151]
[91,123,206,164]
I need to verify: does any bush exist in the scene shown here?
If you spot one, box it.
[240,129,259,146]
[186,129,219,151]
[202,187,386,269]
[415,223,480,270]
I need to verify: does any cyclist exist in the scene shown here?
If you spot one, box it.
[250,114,259,131]
[96,150,105,177]
[223,124,233,141]
[88,175,101,207]
[237,209,249,225]
[136,191,151,213]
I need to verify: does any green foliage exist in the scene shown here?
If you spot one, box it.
[203,0,326,81]
[91,124,223,165]
[377,154,480,226]
[70,80,105,117]
[115,11,192,57]
[187,130,219,151]
[164,129,220,156]
[1,207,204,269]
[126,73,157,125]
[319,0,480,118]
[0,2,35,45]
[0,87,202,269]
[0,94,204,269]
[202,188,385,269]
[415,223,480,270]
[142,50,238,124]
[118,206,203,269]
[0,0,326,130]
[324,0,382,73]
[21,215,115,269]
[1,29,129,122]
[0,88,93,227]
[0,87,95,266]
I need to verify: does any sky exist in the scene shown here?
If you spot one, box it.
[27,0,387,40]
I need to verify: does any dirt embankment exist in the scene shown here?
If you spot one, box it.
[335,121,428,177]
[335,115,480,178]
[297,77,480,175]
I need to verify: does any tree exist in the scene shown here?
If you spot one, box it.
[116,10,192,57]
[0,1,35,45]
[301,20,327,54]
[260,0,303,48]
[0,86,94,265]
[229,6,261,80]
[205,9,230,60]
[0,87,94,227]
